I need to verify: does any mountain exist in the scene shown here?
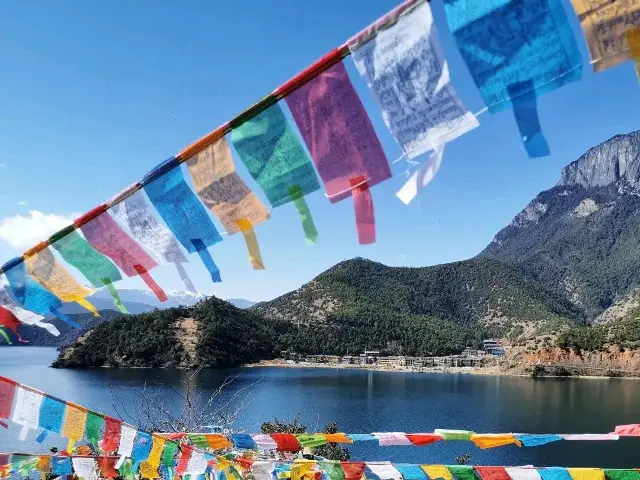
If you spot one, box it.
[227,298,256,309]
[253,257,583,352]
[52,297,289,368]
[481,131,640,321]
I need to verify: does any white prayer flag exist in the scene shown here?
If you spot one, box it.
[366,463,403,480]
[116,425,137,468]
[185,451,208,475]
[72,457,99,480]
[11,387,43,440]
[350,1,478,159]
[396,146,444,204]
[505,468,542,480]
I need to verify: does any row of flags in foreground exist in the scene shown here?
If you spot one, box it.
[2,376,640,480]
[2,0,640,338]
[2,455,640,480]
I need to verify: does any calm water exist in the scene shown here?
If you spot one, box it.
[1,347,640,468]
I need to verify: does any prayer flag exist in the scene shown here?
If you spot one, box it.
[434,429,474,440]
[505,468,542,480]
[366,463,403,480]
[25,247,98,316]
[515,434,563,446]
[116,425,137,468]
[405,434,442,445]
[230,103,320,243]
[567,469,605,480]
[475,467,511,480]
[297,434,328,448]
[252,461,275,480]
[396,146,444,205]
[470,433,522,449]
[111,191,196,293]
[271,433,302,452]
[421,466,452,480]
[613,424,640,436]
[0,305,28,342]
[447,466,476,480]
[0,378,15,420]
[132,432,153,470]
[38,397,65,434]
[11,386,43,440]
[78,212,167,302]
[51,457,72,477]
[143,163,223,282]
[85,412,104,448]
[540,470,572,480]
[51,231,127,313]
[72,457,98,480]
[252,434,278,450]
[323,433,353,444]
[186,137,269,269]
[230,433,257,449]
[570,0,640,72]
[286,62,390,244]
[603,470,640,480]
[396,465,428,480]
[102,417,123,454]
[443,0,582,157]
[341,462,366,480]
[560,434,619,440]
[349,0,478,159]
[2,262,78,328]
[0,286,58,336]
[372,432,412,446]
[320,462,345,480]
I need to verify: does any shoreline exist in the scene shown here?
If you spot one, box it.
[247,360,640,380]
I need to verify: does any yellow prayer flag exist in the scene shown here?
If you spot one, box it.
[626,28,640,80]
[571,0,640,72]
[61,403,87,441]
[139,461,160,479]
[291,460,317,480]
[568,469,605,480]
[25,248,98,316]
[470,434,522,449]
[421,466,453,480]
[147,436,166,468]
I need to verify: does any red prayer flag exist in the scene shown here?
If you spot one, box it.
[405,434,443,446]
[475,467,511,480]
[341,462,366,480]
[80,214,166,301]
[175,444,194,475]
[97,458,119,479]
[102,417,122,454]
[271,433,301,452]
[0,306,28,343]
[0,377,16,419]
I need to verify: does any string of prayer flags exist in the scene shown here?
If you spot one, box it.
[443,0,582,158]
[396,146,444,205]
[185,137,269,270]
[570,0,640,72]
[143,162,223,283]
[286,61,391,245]
[50,230,127,314]
[111,191,196,293]
[2,260,79,328]
[349,0,478,160]
[24,247,99,317]
[77,210,167,302]
[11,386,43,441]
[626,27,640,81]
[230,104,321,244]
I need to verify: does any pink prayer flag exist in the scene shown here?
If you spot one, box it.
[286,62,390,203]
[80,213,167,301]
[614,424,640,436]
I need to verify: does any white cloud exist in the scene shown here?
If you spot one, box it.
[0,210,78,249]
[15,200,27,206]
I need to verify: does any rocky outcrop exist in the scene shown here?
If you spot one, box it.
[558,131,640,189]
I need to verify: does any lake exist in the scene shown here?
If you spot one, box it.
[1,347,639,468]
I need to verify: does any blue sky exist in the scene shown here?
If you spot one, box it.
[0,0,638,303]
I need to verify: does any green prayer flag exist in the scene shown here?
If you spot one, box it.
[320,462,345,480]
[161,442,178,467]
[52,231,122,288]
[447,466,476,480]
[85,412,104,447]
[189,434,209,449]
[0,328,11,345]
[435,429,474,441]
[105,281,128,313]
[289,186,318,244]
[231,104,321,208]
[297,434,328,448]
[604,470,640,480]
